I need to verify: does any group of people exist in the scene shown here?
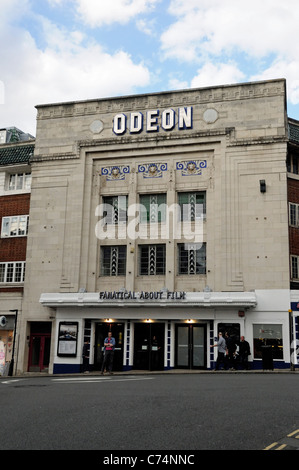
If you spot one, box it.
[211,332,251,370]
[83,330,251,373]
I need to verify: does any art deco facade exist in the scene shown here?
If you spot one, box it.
[1,79,299,375]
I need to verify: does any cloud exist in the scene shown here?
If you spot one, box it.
[0,4,151,135]
[191,63,245,89]
[161,0,299,62]
[160,0,299,108]
[251,60,299,105]
[69,0,160,27]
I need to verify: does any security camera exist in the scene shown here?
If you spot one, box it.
[0,316,7,327]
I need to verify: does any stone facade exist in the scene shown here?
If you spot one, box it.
[15,79,297,373]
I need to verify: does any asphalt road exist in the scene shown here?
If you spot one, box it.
[0,372,299,453]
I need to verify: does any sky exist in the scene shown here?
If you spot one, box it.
[1,0,299,137]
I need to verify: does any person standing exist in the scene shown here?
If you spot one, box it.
[101,331,115,375]
[211,332,227,370]
[239,336,251,370]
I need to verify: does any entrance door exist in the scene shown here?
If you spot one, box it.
[134,323,165,371]
[94,323,124,371]
[28,334,51,372]
[175,324,206,369]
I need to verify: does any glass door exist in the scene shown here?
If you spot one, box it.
[94,322,124,371]
[175,324,206,369]
[133,323,165,370]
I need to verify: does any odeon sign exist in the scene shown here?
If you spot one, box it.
[112,107,193,135]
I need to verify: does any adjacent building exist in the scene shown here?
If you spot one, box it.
[0,128,34,374]
[1,79,299,375]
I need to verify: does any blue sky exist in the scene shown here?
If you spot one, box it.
[1,0,299,136]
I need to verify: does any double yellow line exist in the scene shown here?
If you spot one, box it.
[264,429,299,450]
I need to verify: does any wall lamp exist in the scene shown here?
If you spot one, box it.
[260,180,266,193]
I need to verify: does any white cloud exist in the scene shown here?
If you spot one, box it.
[191,63,245,89]
[73,0,160,27]
[0,6,151,135]
[251,60,299,105]
[162,0,299,62]
[160,0,299,110]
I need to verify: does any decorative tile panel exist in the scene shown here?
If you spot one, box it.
[101,165,130,181]
[176,160,207,176]
[138,162,167,178]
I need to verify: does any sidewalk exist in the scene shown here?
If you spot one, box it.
[15,367,299,378]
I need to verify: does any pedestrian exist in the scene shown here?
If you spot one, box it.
[225,332,237,370]
[211,332,227,370]
[238,336,251,370]
[82,340,89,373]
[101,331,115,375]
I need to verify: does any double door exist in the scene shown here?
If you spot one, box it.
[175,324,206,369]
[134,323,164,371]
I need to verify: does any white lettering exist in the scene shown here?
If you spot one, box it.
[112,107,193,135]
[113,113,126,135]
[178,107,193,129]
[161,109,175,131]
[146,110,159,132]
[130,112,143,133]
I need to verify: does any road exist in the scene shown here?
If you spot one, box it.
[0,372,299,453]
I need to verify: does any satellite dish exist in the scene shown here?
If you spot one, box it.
[0,316,7,327]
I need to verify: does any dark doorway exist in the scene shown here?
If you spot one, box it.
[94,322,124,371]
[133,322,165,370]
[175,324,207,369]
[28,322,52,372]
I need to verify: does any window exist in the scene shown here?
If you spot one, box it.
[0,262,26,283]
[289,203,299,227]
[8,173,31,191]
[291,255,299,280]
[178,243,206,275]
[287,153,299,174]
[253,324,283,360]
[139,194,166,223]
[1,215,29,237]
[178,192,206,221]
[101,246,126,276]
[102,196,127,224]
[139,244,166,275]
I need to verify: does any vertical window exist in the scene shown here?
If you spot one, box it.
[178,243,206,275]
[139,244,166,275]
[289,203,299,227]
[139,194,166,223]
[101,246,126,276]
[291,256,299,279]
[178,192,206,221]
[102,196,127,224]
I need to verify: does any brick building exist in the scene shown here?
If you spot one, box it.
[0,128,34,374]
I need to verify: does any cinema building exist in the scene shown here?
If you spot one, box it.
[11,78,299,374]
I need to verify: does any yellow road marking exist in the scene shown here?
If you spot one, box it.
[275,444,287,450]
[264,442,278,450]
